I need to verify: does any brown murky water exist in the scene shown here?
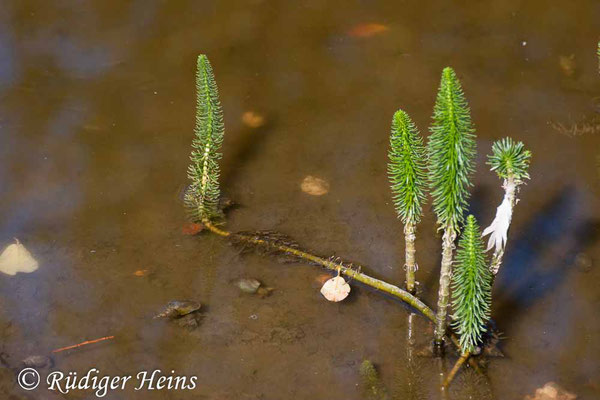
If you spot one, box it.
[1,1,600,399]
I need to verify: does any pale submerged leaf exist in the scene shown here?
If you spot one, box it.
[320,276,351,302]
[0,239,39,276]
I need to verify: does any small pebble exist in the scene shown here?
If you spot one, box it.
[236,278,261,294]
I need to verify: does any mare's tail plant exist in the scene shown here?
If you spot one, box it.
[451,215,492,353]
[388,110,427,294]
[185,54,225,224]
[482,138,531,276]
[444,215,492,387]
[427,67,476,347]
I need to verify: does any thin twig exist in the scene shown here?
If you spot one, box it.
[52,336,115,354]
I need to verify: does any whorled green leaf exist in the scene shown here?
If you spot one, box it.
[487,137,531,181]
[451,215,492,353]
[387,109,427,225]
[427,67,476,231]
[185,55,225,223]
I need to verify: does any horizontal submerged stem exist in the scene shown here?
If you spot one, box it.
[202,220,481,373]
[203,221,434,321]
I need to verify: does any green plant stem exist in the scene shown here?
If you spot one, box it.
[404,223,417,294]
[203,220,435,321]
[434,227,456,346]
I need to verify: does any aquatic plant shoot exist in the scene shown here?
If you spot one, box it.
[483,138,531,275]
[184,55,225,224]
[427,67,476,347]
[451,215,492,353]
[388,109,427,293]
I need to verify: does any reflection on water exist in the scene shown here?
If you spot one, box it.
[1,1,600,399]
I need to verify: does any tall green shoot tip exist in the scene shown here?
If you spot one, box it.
[427,67,477,231]
[185,54,225,223]
[388,109,427,225]
[451,215,492,353]
[487,138,531,182]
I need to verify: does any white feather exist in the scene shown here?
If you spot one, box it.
[482,180,515,253]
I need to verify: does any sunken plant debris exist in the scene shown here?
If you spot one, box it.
[154,300,203,330]
[230,230,320,265]
[359,360,388,400]
[153,300,201,319]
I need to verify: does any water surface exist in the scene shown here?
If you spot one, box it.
[1,1,600,399]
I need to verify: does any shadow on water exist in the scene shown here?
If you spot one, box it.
[493,187,600,326]
[220,121,276,191]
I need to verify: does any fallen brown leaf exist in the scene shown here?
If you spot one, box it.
[182,223,205,235]
[347,23,389,38]
[242,111,265,128]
